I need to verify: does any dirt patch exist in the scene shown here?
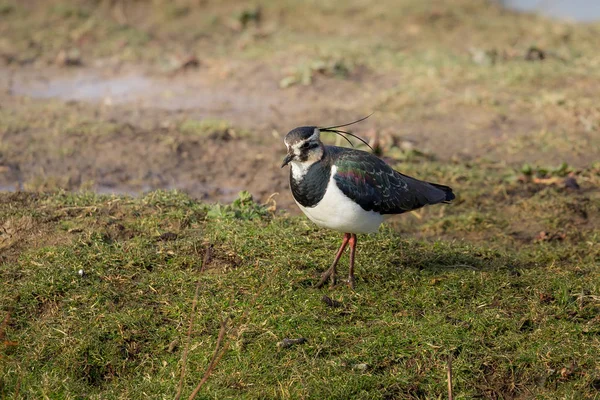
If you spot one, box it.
[0,96,292,204]
[0,62,389,210]
[2,60,598,212]
[0,193,71,264]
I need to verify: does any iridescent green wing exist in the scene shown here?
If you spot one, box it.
[331,147,452,214]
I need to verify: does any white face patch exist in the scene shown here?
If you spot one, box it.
[287,128,323,181]
[290,128,320,156]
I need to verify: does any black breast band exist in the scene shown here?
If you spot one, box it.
[290,162,331,208]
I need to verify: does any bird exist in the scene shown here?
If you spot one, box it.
[281,116,455,289]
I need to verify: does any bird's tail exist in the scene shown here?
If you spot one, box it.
[428,182,455,203]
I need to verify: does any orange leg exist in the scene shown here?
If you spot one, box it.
[348,233,357,289]
[316,233,351,288]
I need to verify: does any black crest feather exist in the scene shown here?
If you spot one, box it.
[319,113,374,151]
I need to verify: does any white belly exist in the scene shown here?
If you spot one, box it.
[296,167,384,234]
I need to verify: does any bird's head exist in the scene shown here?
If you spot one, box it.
[281,126,323,168]
[281,114,374,168]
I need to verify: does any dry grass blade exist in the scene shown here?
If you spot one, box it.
[0,311,9,342]
[188,319,230,400]
[174,244,213,400]
[187,261,278,399]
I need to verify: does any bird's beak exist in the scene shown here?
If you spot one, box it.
[281,153,293,168]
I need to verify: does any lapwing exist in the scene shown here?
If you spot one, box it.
[281,116,455,289]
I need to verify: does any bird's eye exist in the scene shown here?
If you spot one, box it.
[300,142,310,149]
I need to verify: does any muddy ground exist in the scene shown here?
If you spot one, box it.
[0,0,599,212]
[2,60,597,212]
[1,62,400,209]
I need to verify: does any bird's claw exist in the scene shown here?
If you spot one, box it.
[347,276,355,290]
[330,275,337,288]
[317,270,356,290]
[316,269,336,288]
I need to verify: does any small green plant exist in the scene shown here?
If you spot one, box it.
[236,6,261,29]
[0,2,15,15]
[279,58,353,88]
[50,3,90,19]
[178,119,246,140]
[206,191,270,220]
[164,4,190,19]
[521,161,572,177]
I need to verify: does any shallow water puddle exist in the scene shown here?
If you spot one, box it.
[502,0,600,22]
[2,69,258,199]
[9,68,281,122]
[12,73,152,103]
[11,70,199,107]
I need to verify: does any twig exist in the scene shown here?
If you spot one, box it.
[188,319,229,400]
[183,260,278,399]
[174,244,212,400]
[0,311,10,341]
[447,354,454,400]
[13,373,21,400]
[1,309,20,399]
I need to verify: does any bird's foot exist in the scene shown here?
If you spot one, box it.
[316,268,336,288]
[347,275,355,290]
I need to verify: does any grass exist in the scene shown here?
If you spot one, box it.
[178,118,250,141]
[0,186,598,399]
[1,0,600,398]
